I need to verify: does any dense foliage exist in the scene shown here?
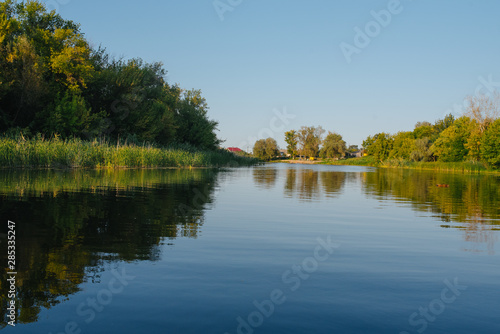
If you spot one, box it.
[253,137,279,160]
[362,103,500,168]
[0,0,221,150]
[320,131,346,159]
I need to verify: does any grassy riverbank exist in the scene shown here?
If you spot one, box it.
[320,156,497,173]
[0,136,259,168]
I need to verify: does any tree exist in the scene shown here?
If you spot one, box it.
[0,0,88,129]
[480,118,500,168]
[362,135,375,153]
[365,133,393,161]
[413,121,434,139]
[463,94,500,160]
[389,131,415,160]
[253,139,266,160]
[410,137,433,162]
[174,89,221,150]
[431,116,471,162]
[252,138,278,160]
[433,114,455,134]
[264,138,279,160]
[0,1,223,151]
[44,91,106,137]
[297,126,324,158]
[465,93,500,133]
[348,145,359,152]
[320,132,346,159]
[284,130,298,158]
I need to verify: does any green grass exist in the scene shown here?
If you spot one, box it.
[321,156,497,173]
[385,160,490,173]
[0,136,259,168]
[320,156,379,166]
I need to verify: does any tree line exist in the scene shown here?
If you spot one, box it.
[362,94,500,168]
[252,126,349,160]
[252,93,500,168]
[0,0,221,150]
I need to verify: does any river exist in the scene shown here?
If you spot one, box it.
[0,164,499,333]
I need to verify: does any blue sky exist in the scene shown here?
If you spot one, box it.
[46,0,500,150]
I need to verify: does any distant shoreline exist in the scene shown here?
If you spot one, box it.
[274,157,500,174]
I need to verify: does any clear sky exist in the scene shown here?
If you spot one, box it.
[44,0,500,150]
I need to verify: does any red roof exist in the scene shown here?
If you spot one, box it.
[227,147,243,152]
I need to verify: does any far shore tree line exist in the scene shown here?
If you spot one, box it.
[252,93,500,169]
[252,126,349,161]
[0,0,221,150]
[362,94,500,169]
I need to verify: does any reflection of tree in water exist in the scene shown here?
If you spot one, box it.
[461,218,498,255]
[0,169,219,326]
[253,168,278,189]
[283,168,346,201]
[320,172,347,198]
[298,170,320,201]
[362,169,500,253]
[284,168,297,197]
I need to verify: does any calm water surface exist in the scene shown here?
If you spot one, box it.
[0,164,499,333]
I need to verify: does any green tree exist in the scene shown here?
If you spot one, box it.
[365,133,393,161]
[253,139,266,160]
[389,131,415,160]
[413,121,434,139]
[175,89,221,150]
[284,130,298,158]
[433,113,455,134]
[431,116,471,162]
[265,138,279,160]
[298,126,324,158]
[460,94,500,160]
[0,0,224,151]
[43,91,106,137]
[480,118,500,168]
[362,135,375,153]
[348,145,359,152]
[320,132,346,159]
[0,0,96,130]
[410,137,433,162]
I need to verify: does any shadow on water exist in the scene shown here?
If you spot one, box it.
[0,168,220,327]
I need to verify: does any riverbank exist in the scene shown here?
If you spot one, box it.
[321,157,499,174]
[0,137,259,168]
[278,156,499,174]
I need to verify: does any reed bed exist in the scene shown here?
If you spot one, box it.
[323,156,494,173]
[0,136,259,168]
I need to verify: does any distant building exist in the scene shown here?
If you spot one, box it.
[227,147,243,153]
[279,149,290,157]
[347,150,363,158]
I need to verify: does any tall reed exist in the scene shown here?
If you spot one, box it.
[0,136,259,168]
